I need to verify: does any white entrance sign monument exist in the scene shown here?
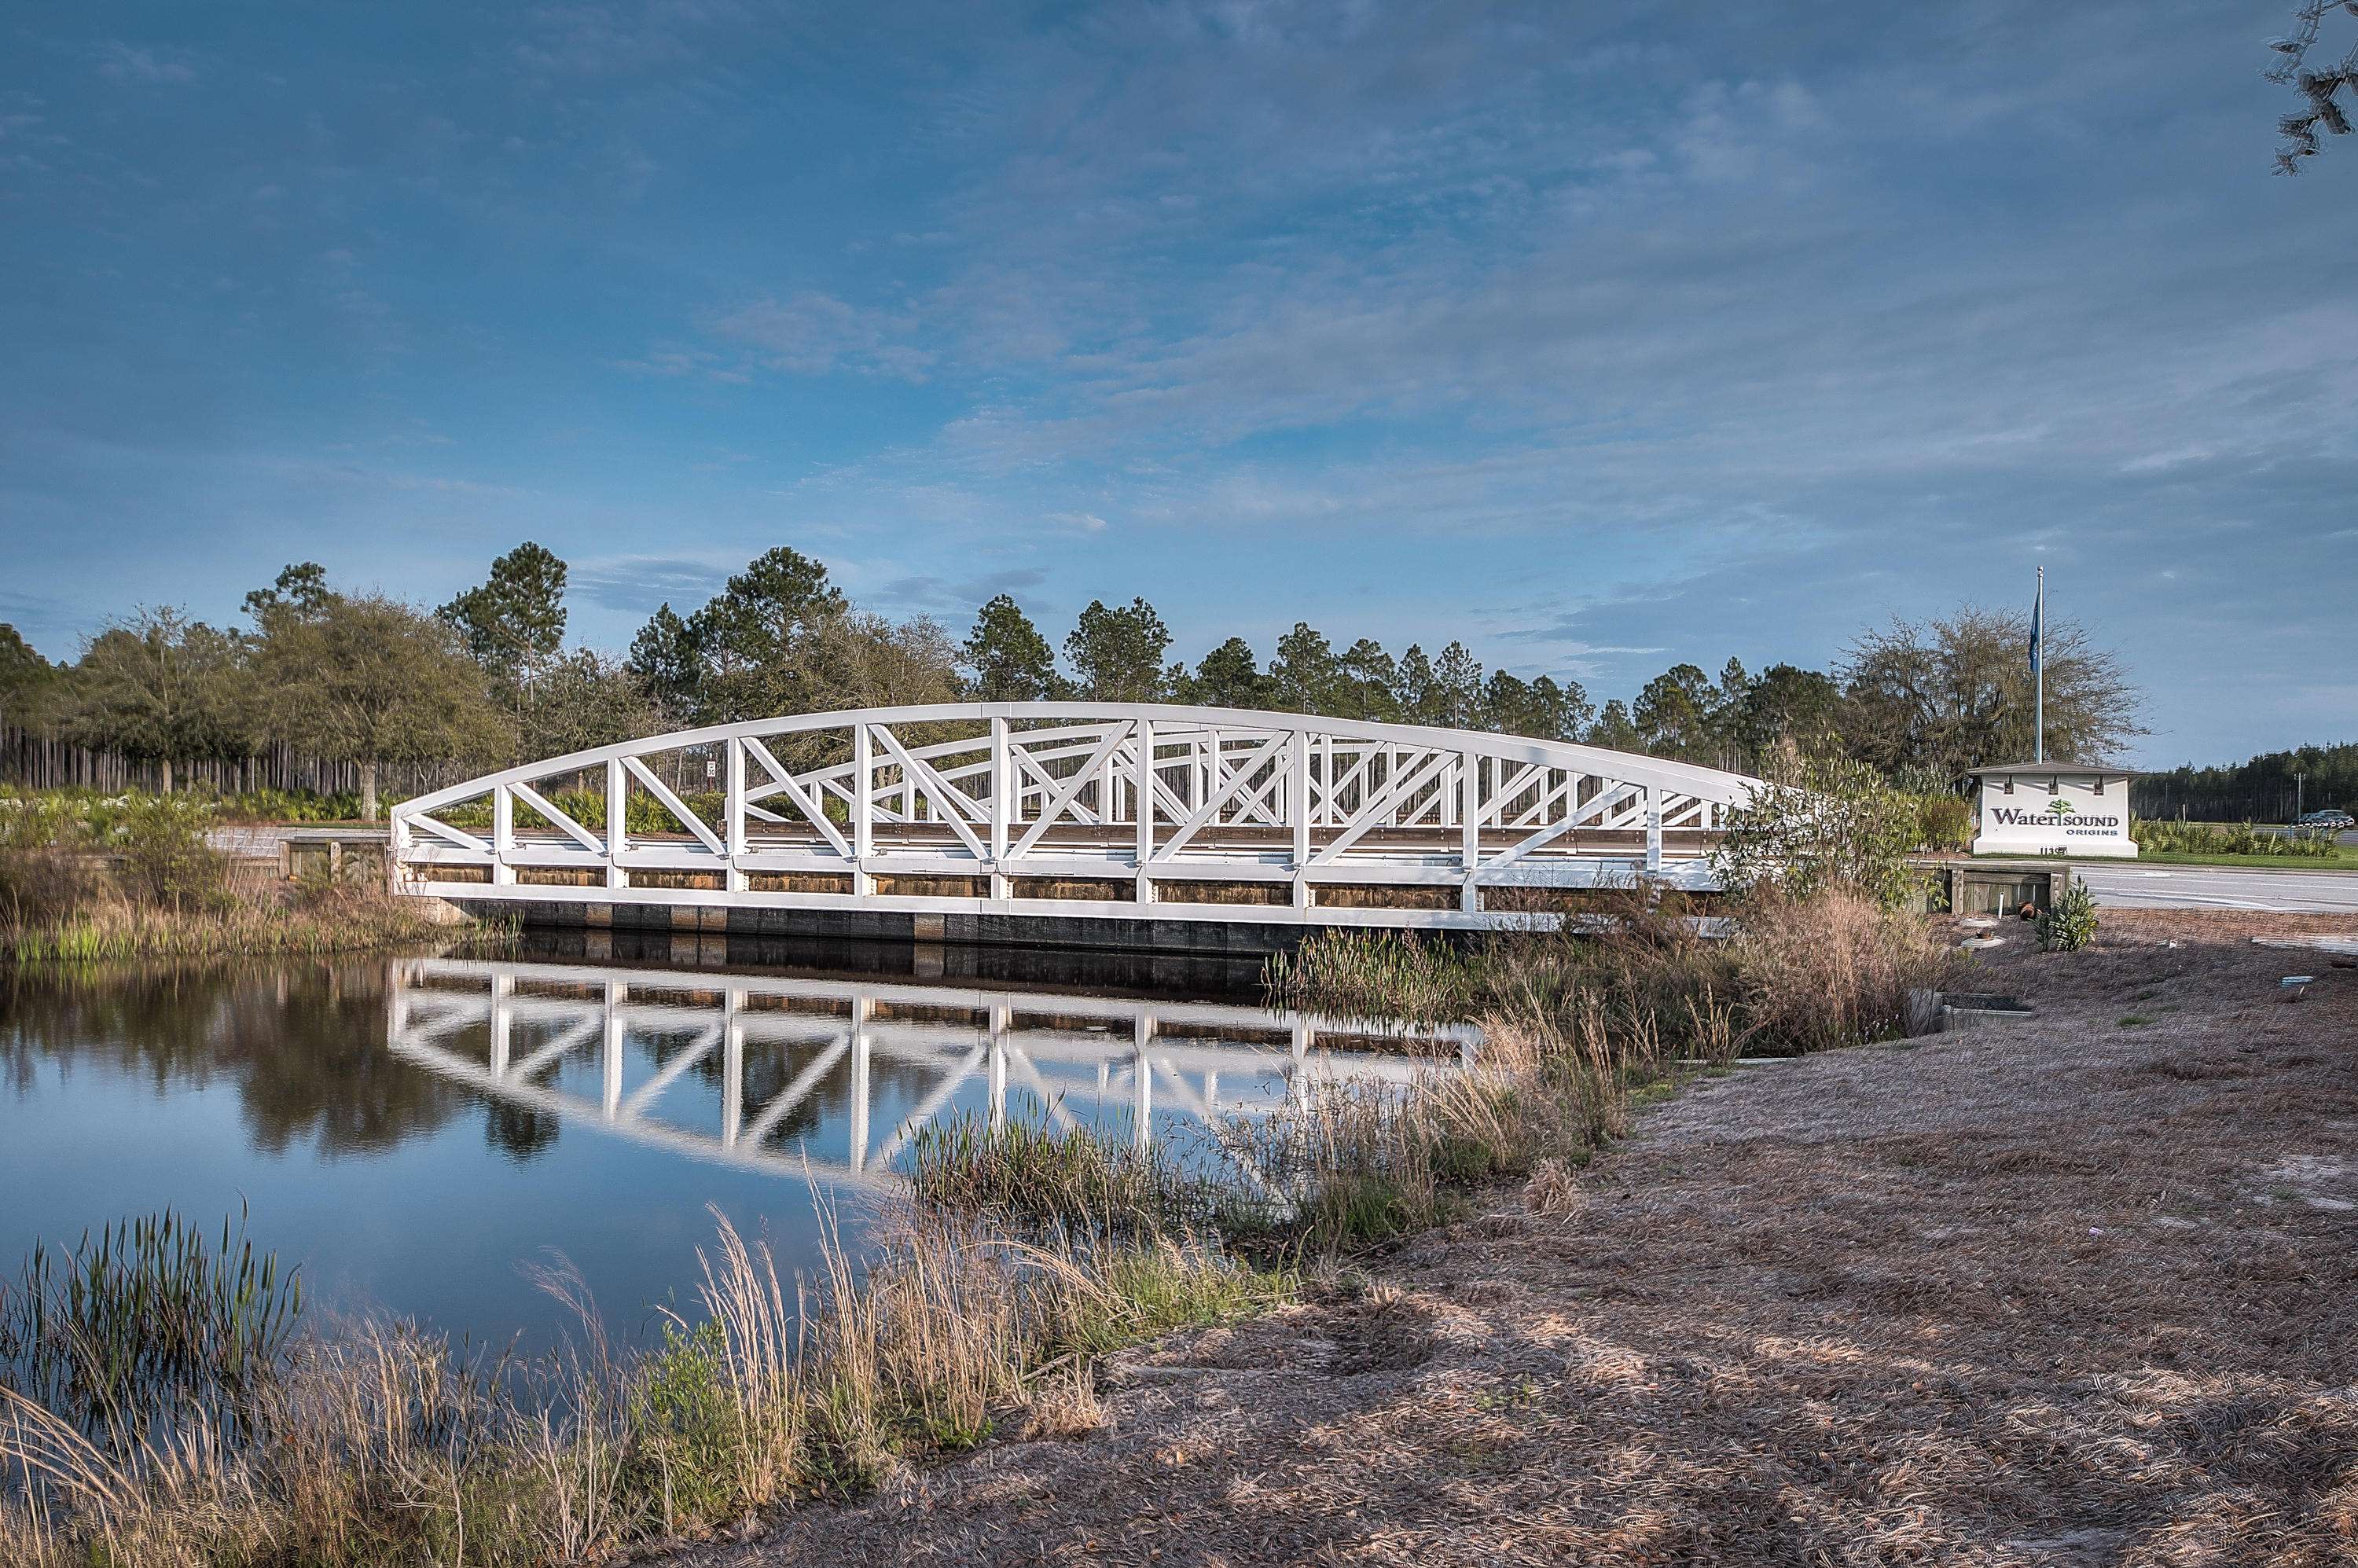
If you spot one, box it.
[1969,763,2139,858]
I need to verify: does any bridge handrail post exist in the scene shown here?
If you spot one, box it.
[604,758,626,889]
[1134,717,1154,905]
[1645,787,1663,874]
[1460,747,1481,913]
[989,716,1011,901]
[492,784,516,885]
[725,737,747,891]
[852,722,873,895]
[1290,729,1310,909]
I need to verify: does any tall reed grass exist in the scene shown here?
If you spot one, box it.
[0,1206,301,1452]
[1267,885,1955,1059]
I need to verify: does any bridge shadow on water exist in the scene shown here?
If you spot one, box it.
[510,925,1280,1004]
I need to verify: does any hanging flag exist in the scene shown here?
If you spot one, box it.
[2027,593,2041,674]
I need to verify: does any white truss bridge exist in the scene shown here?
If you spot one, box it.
[390,703,1761,932]
[387,956,1474,1190]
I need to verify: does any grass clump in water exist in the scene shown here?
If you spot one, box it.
[909,1114,1202,1238]
[0,1206,302,1449]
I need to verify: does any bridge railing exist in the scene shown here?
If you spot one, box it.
[389,703,1761,927]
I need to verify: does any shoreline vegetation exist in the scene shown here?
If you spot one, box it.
[0,884,1960,1567]
[0,790,491,964]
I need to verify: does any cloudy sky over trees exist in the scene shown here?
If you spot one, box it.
[4,1,2352,765]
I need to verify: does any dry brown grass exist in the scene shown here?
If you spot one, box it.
[1,876,479,963]
[1732,886,1965,1053]
[1271,884,1956,1061]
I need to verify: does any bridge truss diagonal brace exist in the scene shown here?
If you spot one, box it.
[508,780,602,854]
[1010,738,1104,828]
[1012,722,1134,858]
[622,755,725,855]
[740,735,852,857]
[1309,746,1456,867]
[868,725,988,861]
[1152,729,1287,864]
[1478,779,1636,875]
[409,811,492,856]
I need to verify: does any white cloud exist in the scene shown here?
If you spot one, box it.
[711,293,935,382]
[97,45,196,85]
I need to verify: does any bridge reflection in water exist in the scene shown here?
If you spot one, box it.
[387,956,1477,1191]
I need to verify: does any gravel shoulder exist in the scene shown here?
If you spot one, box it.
[690,909,2358,1566]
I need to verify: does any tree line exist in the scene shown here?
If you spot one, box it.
[2135,740,2358,821]
[0,542,2145,821]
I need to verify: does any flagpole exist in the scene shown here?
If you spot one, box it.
[2033,566,2044,764]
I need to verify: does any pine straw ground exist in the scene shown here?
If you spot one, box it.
[691,909,2358,1567]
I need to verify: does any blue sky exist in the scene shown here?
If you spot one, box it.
[4,1,2353,766]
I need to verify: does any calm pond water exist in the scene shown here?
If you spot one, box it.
[0,934,1467,1353]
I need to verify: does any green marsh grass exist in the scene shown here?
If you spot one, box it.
[0,1206,301,1447]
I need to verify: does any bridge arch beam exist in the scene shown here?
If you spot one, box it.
[389,703,1761,931]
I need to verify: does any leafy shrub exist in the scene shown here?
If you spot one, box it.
[0,791,227,923]
[2036,879,2099,952]
[1711,754,1926,909]
[1912,792,1974,854]
[108,795,230,913]
[0,795,101,929]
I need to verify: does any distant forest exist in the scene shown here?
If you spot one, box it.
[2134,742,2358,821]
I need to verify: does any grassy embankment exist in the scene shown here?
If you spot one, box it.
[2126,818,2356,868]
[0,790,489,963]
[2114,849,2358,871]
[0,887,1959,1566]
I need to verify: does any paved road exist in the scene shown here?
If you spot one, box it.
[2077,861,2358,915]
